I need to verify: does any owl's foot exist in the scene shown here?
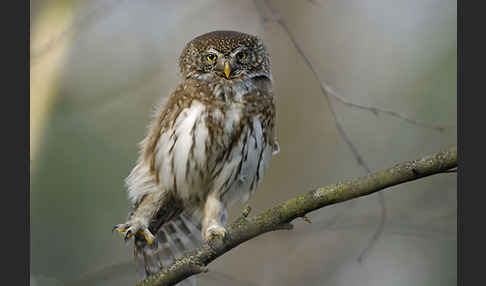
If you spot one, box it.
[203,224,227,241]
[113,220,156,245]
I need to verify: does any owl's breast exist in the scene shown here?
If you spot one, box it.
[153,96,271,206]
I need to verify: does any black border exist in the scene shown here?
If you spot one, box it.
[457,0,462,284]
[458,0,484,285]
[27,0,30,281]
[15,0,29,285]
[5,0,29,285]
[26,0,30,285]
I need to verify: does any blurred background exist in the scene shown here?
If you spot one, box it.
[30,0,457,285]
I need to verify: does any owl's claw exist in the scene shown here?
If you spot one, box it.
[204,225,227,241]
[124,230,132,242]
[113,222,156,245]
[113,224,127,234]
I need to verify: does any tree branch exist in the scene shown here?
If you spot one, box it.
[135,146,457,286]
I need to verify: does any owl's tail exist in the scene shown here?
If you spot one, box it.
[134,212,203,286]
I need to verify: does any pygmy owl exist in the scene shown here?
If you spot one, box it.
[114,30,278,282]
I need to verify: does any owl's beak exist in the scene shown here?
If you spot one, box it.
[223,61,231,79]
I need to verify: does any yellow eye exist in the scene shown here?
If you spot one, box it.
[206,54,217,62]
[237,52,246,60]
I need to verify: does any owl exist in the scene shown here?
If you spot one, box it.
[114,30,278,283]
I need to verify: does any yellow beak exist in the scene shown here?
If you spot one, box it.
[224,61,231,79]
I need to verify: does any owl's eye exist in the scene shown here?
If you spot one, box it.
[236,52,247,61]
[206,54,217,62]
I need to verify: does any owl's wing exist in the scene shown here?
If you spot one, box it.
[134,211,203,285]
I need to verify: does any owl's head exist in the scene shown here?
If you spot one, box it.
[179,30,271,81]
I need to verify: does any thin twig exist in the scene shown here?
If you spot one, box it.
[261,0,387,263]
[324,85,456,131]
[259,0,455,132]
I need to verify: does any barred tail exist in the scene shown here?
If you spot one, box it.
[134,212,203,285]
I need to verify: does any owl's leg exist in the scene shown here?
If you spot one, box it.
[114,192,161,245]
[201,193,227,241]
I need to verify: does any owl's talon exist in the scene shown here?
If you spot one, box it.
[113,224,126,233]
[113,221,155,245]
[141,229,156,245]
[204,225,227,241]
